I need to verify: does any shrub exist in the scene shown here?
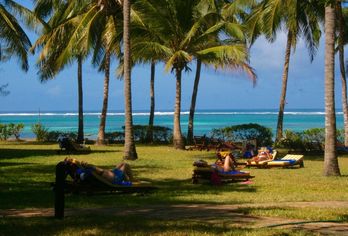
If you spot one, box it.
[31,123,49,141]
[151,126,172,143]
[275,128,330,152]
[337,129,345,144]
[211,123,273,147]
[0,124,11,140]
[121,125,172,144]
[46,131,77,142]
[105,132,125,144]
[8,123,24,140]
[275,129,305,151]
[105,125,173,144]
[302,128,325,151]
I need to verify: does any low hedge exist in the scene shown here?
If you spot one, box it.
[211,123,273,147]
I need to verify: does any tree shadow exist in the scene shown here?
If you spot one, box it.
[0,148,117,160]
[0,214,268,236]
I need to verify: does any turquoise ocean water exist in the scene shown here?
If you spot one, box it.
[0,109,344,139]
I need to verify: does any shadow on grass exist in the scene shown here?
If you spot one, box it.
[0,160,257,209]
[235,206,348,222]
[0,148,117,160]
[0,162,35,167]
[0,214,275,236]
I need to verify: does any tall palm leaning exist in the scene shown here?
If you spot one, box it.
[146,61,156,143]
[336,1,348,146]
[248,0,322,142]
[123,0,137,160]
[73,1,123,146]
[187,0,257,144]
[132,0,254,149]
[0,0,31,72]
[323,2,340,176]
[31,1,87,143]
[96,51,112,145]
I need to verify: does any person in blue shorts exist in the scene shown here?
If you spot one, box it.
[92,162,134,184]
[66,158,134,184]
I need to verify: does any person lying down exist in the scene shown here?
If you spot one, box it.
[64,158,134,185]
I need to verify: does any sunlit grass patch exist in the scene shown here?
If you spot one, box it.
[0,141,348,235]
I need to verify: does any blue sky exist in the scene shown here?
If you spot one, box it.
[0,6,346,112]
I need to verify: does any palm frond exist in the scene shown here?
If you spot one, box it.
[0,3,31,71]
[165,50,192,72]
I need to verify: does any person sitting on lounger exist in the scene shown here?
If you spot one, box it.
[65,158,134,184]
[215,153,237,172]
[246,147,273,165]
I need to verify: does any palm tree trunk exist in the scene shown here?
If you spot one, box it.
[77,55,84,144]
[323,5,340,176]
[96,51,111,145]
[146,61,155,143]
[337,2,348,147]
[123,0,137,160]
[275,30,292,143]
[187,59,202,144]
[173,68,184,149]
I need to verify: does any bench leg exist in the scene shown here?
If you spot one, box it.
[55,162,66,219]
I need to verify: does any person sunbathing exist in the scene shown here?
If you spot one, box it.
[65,158,134,184]
[215,153,237,172]
[246,147,273,165]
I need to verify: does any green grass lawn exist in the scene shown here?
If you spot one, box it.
[1,141,348,235]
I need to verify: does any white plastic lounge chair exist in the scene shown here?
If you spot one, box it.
[266,154,304,168]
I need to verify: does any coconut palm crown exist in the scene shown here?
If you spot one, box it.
[131,0,255,149]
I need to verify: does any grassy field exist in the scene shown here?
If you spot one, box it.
[1,141,348,235]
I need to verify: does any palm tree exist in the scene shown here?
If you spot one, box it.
[33,1,125,145]
[123,0,137,159]
[323,2,340,176]
[187,0,257,144]
[69,2,123,146]
[187,59,202,144]
[96,51,111,145]
[146,60,156,143]
[0,0,31,71]
[247,0,322,142]
[31,1,88,143]
[132,0,254,149]
[336,1,348,146]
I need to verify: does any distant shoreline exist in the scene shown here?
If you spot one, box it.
[0,109,343,139]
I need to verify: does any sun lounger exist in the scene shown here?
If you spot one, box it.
[192,160,254,184]
[54,160,156,218]
[266,154,304,168]
[245,150,277,168]
[58,136,91,154]
[188,135,209,151]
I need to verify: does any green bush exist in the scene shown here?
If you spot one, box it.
[105,132,125,144]
[0,123,24,140]
[122,125,172,144]
[8,123,24,140]
[0,124,11,140]
[275,129,305,151]
[275,128,329,152]
[302,128,325,151]
[337,129,345,144]
[211,123,273,147]
[46,131,77,142]
[105,125,173,144]
[151,126,172,143]
[31,123,49,141]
